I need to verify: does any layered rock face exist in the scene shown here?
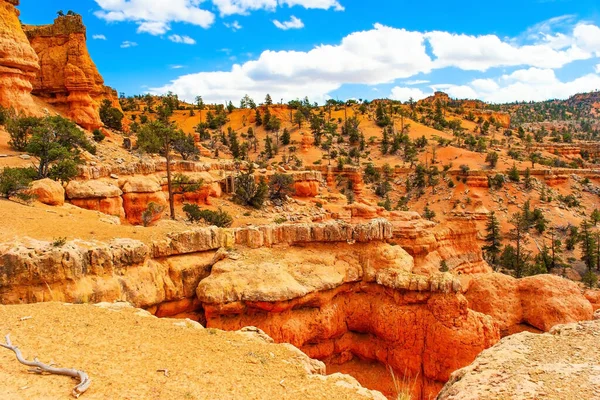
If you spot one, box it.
[23,15,119,130]
[0,0,39,112]
[438,320,600,400]
[391,213,490,275]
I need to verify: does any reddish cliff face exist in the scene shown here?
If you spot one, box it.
[23,15,119,130]
[0,0,39,112]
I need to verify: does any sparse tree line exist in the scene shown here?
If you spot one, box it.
[483,205,600,288]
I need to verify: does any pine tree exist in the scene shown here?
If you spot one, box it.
[228,128,240,159]
[281,128,291,146]
[505,212,531,278]
[264,135,273,159]
[482,211,502,268]
[255,109,263,126]
[580,221,598,272]
[265,94,273,106]
[508,163,520,182]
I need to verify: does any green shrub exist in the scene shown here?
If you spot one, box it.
[233,166,268,209]
[52,237,67,247]
[273,216,287,224]
[6,116,42,151]
[99,99,124,131]
[0,167,36,201]
[269,173,295,201]
[92,129,106,142]
[183,204,233,227]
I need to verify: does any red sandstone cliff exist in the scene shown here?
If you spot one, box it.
[23,14,119,130]
[0,0,39,112]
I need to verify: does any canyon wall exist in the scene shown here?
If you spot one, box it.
[23,14,119,130]
[0,0,39,112]
[0,218,594,399]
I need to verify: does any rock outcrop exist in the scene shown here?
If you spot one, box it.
[66,179,125,220]
[196,240,498,399]
[29,178,64,206]
[464,273,593,334]
[0,0,39,112]
[23,15,119,130]
[119,176,167,225]
[438,320,600,400]
[391,213,490,275]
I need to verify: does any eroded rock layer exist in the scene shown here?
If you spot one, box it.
[23,15,119,129]
[0,0,39,112]
[0,219,594,400]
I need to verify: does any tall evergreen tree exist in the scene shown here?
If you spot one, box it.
[483,211,503,268]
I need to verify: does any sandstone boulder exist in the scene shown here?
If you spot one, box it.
[464,273,523,332]
[119,175,162,193]
[294,181,320,197]
[122,192,167,225]
[584,289,600,311]
[465,273,594,333]
[519,274,593,331]
[66,180,122,199]
[29,178,64,206]
[344,203,382,219]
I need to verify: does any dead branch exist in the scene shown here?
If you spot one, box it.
[0,334,91,398]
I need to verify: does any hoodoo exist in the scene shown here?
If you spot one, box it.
[0,0,39,112]
[23,14,119,130]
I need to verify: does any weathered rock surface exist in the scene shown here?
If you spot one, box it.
[0,0,39,112]
[0,302,386,400]
[23,15,119,129]
[438,320,600,400]
[28,178,64,206]
[465,273,593,333]
[66,179,125,219]
[391,213,490,275]
[0,237,216,315]
[118,175,167,224]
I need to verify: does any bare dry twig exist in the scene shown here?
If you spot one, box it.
[0,334,91,398]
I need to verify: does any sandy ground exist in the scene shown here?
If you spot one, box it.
[0,302,377,400]
[0,199,188,244]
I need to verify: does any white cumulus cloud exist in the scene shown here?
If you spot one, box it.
[92,34,106,40]
[120,40,138,48]
[168,34,196,45]
[389,87,430,102]
[151,18,600,105]
[93,0,215,35]
[273,16,304,30]
[150,23,432,104]
[224,20,243,31]
[211,0,343,16]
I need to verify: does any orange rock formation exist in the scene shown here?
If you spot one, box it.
[0,0,39,112]
[23,15,119,130]
[464,273,593,334]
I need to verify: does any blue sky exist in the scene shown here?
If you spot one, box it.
[19,0,600,104]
